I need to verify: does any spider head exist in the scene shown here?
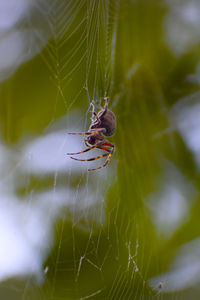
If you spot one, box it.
[86,134,97,145]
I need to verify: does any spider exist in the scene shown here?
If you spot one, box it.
[67,97,116,171]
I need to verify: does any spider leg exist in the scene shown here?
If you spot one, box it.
[68,132,91,135]
[90,128,106,135]
[69,152,109,162]
[97,97,109,119]
[84,140,90,148]
[90,103,99,122]
[104,97,109,109]
[92,111,98,118]
[67,145,98,155]
[88,142,114,171]
[92,111,99,120]
[88,149,114,171]
[68,128,105,135]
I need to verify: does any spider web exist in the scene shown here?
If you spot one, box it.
[0,0,200,300]
[26,1,160,298]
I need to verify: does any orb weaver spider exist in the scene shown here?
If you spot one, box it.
[67,97,116,171]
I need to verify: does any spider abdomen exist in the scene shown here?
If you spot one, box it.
[98,110,116,136]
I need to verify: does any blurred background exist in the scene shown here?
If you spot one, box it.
[0,0,200,299]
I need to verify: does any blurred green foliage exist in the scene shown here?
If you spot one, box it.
[1,0,200,299]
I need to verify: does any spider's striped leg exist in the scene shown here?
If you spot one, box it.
[67,145,98,155]
[68,128,105,135]
[68,132,91,135]
[97,97,109,119]
[104,97,109,108]
[88,147,114,171]
[89,103,99,122]
[90,128,106,135]
[84,140,90,148]
[69,152,109,162]
[88,144,114,171]
[90,114,101,128]
[92,111,99,120]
